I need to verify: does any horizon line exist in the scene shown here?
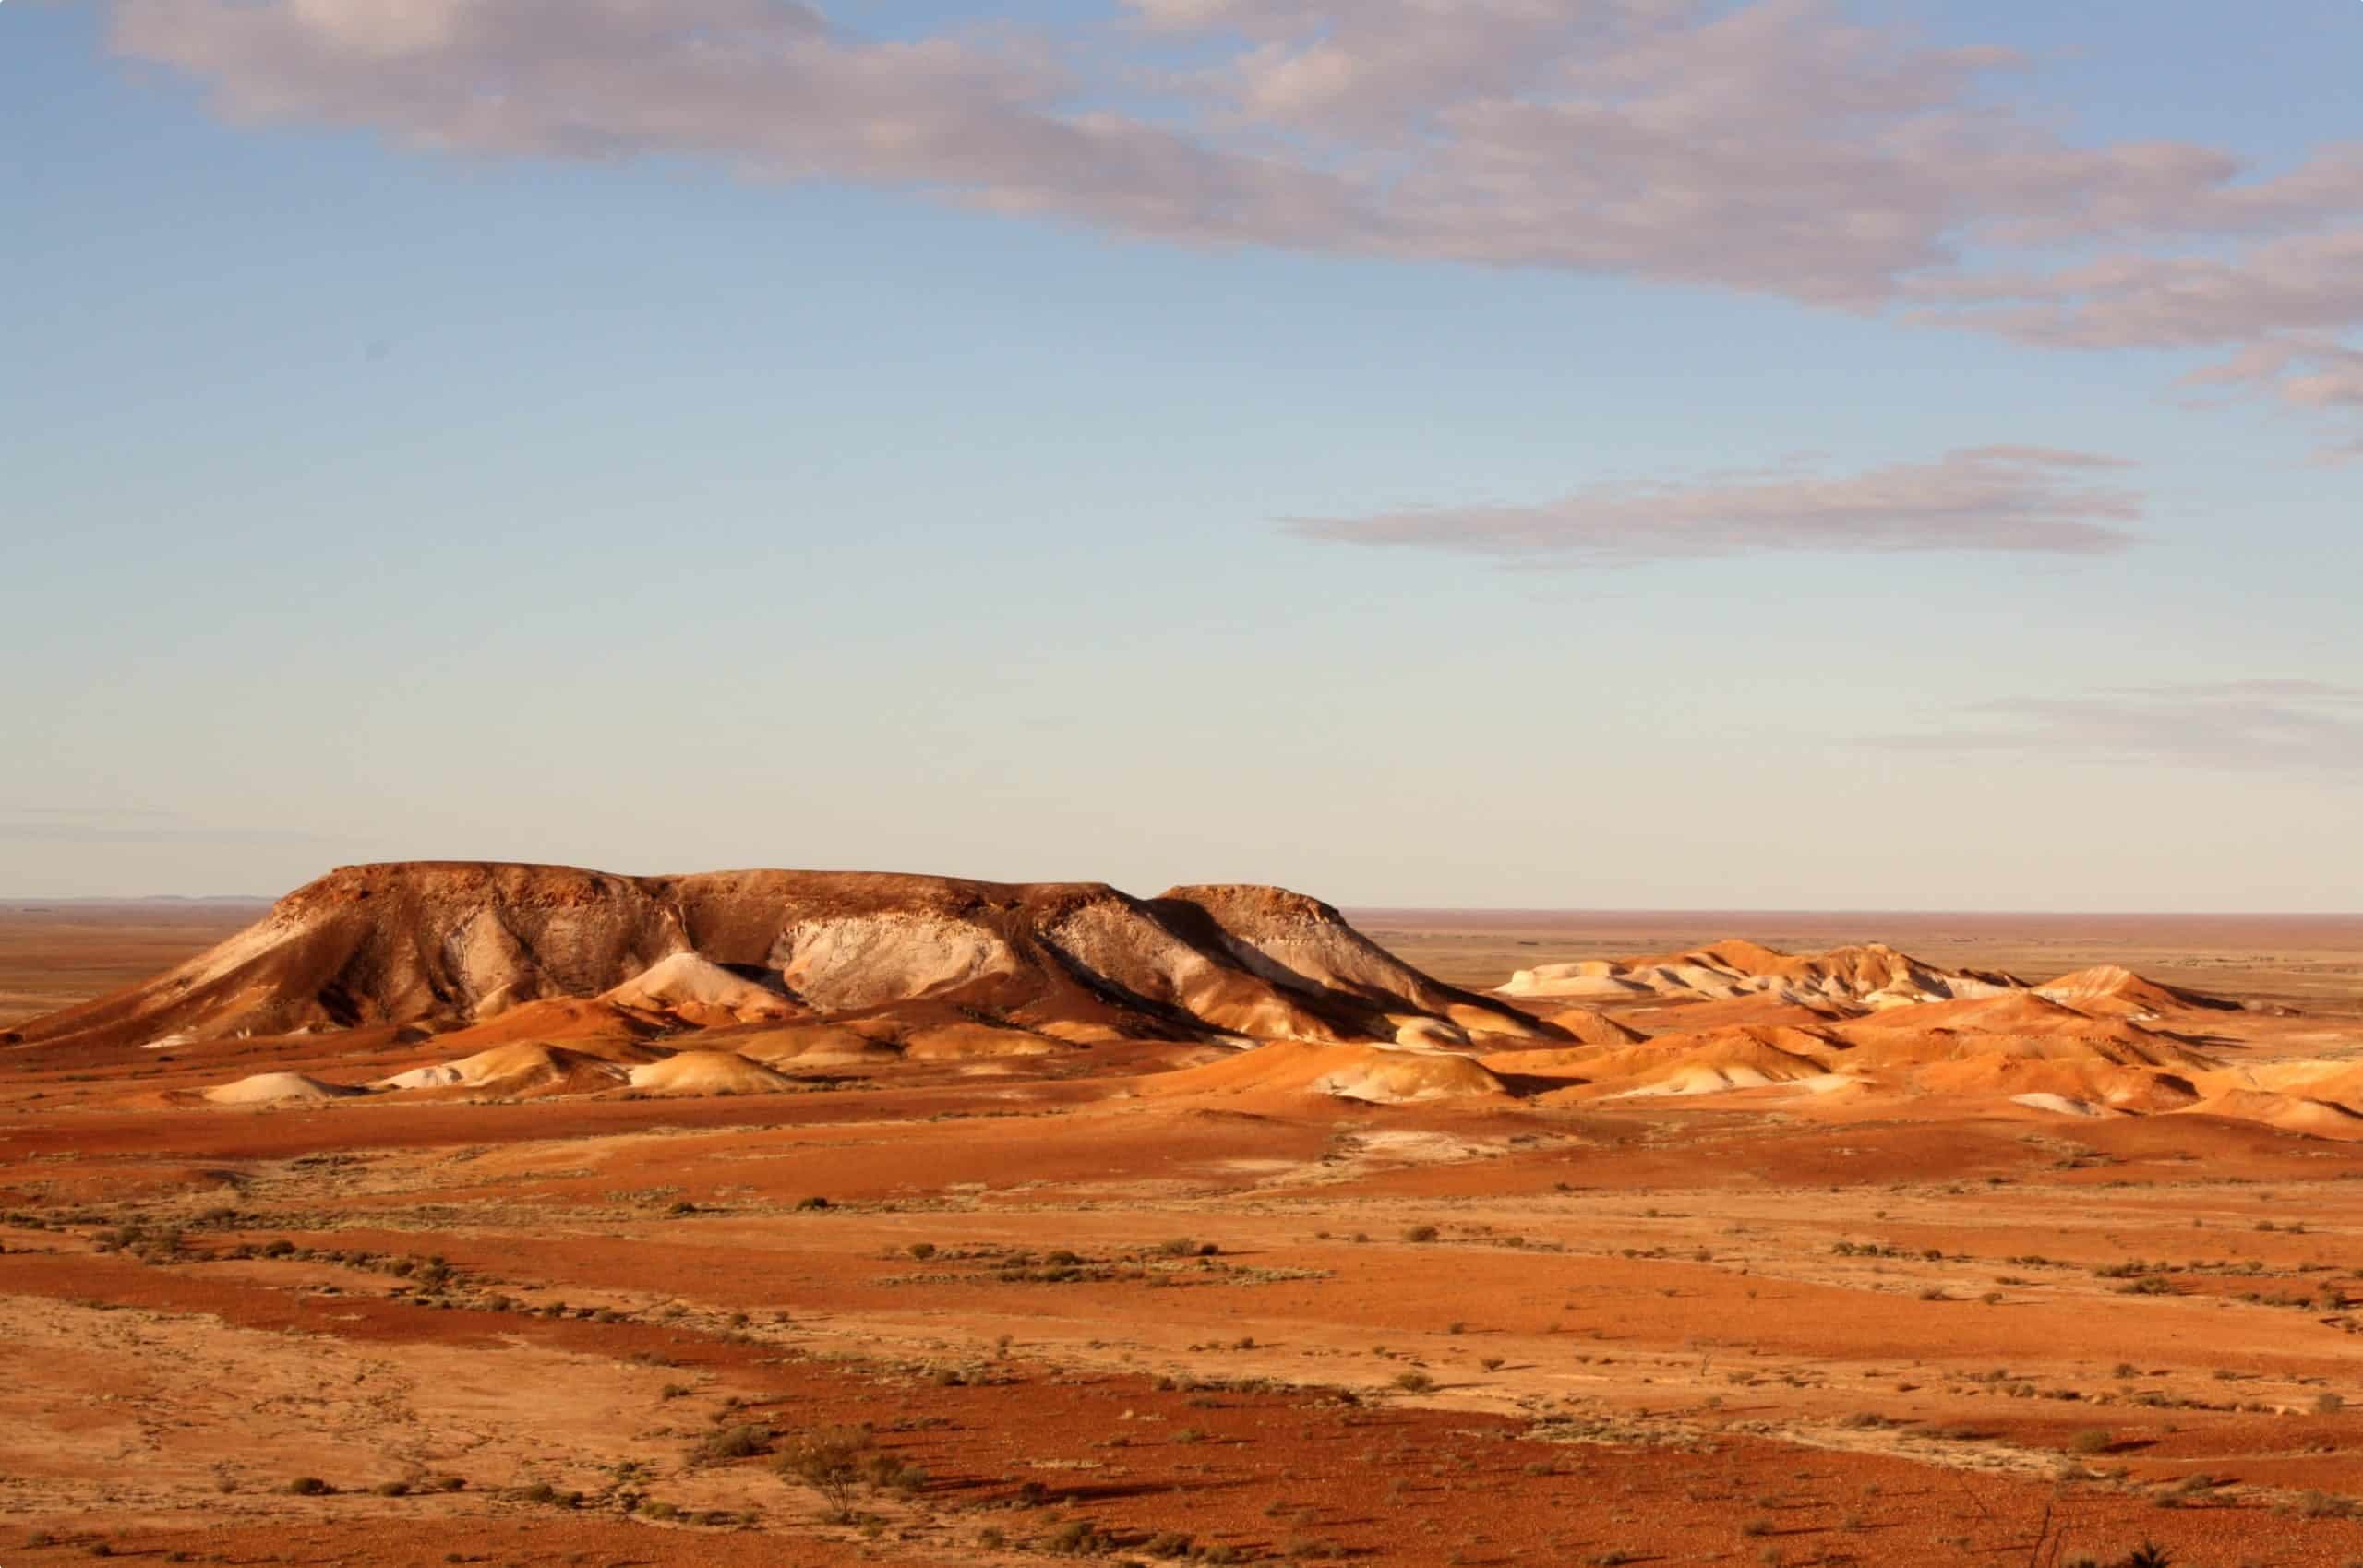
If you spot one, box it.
[5,894,2361,921]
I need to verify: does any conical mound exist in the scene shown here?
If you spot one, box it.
[377,1042,631,1096]
[626,1050,799,1096]
[203,1071,368,1106]
[2036,965,2240,1017]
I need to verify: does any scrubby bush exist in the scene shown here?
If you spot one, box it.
[698,1423,773,1463]
[1044,1519,1115,1556]
[775,1425,876,1521]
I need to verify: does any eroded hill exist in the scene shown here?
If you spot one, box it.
[5,862,1553,1060]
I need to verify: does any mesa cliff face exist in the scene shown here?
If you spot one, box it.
[7,862,1553,1052]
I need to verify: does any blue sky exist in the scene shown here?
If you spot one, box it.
[4,1,2359,908]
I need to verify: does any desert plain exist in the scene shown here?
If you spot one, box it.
[5,868,2363,1568]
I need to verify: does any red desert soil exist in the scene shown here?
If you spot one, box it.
[6,872,2363,1567]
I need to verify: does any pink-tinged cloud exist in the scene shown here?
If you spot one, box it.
[1877,682,2363,773]
[1287,447,2141,565]
[105,0,2363,445]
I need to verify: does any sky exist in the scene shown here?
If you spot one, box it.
[3,0,2359,910]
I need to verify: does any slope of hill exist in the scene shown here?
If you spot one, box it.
[2036,965,2242,1017]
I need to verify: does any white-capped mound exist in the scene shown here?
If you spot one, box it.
[203,1071,368,1106]
[1393,1017,1473,1050]
[1500,960,1651,1001]
[377,1042,630,1095]
[1145,1039,1510,1106]
[600,952,794,1018]
[730,1025,900,1066]
[2035,965,2239,1017]
[2011,1092,2116,1119]
[1502,940,2019,1011]
[626,1050,798,1096]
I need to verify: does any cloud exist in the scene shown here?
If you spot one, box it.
[0,806,182,820]
[0,806,333,844]
[1877,681,2363,773]
[1287,447,2141,565]
[0,824,332,844]
[107,0,1368,248]
[1910,234,2363,434]
[103,1,2363,442]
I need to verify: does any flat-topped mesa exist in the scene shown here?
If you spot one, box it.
[6,861,1554,1054]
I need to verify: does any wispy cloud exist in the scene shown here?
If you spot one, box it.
[0,806,182,820]
[0,806,334,844]
[1287,447,2141,565]
[1877,681,2363,773]
[103,0,2363,449]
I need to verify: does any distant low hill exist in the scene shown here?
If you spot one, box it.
[1497,937,2240,1022]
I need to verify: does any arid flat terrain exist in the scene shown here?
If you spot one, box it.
[6,872,2363,1568]
[0,902,269,1032]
